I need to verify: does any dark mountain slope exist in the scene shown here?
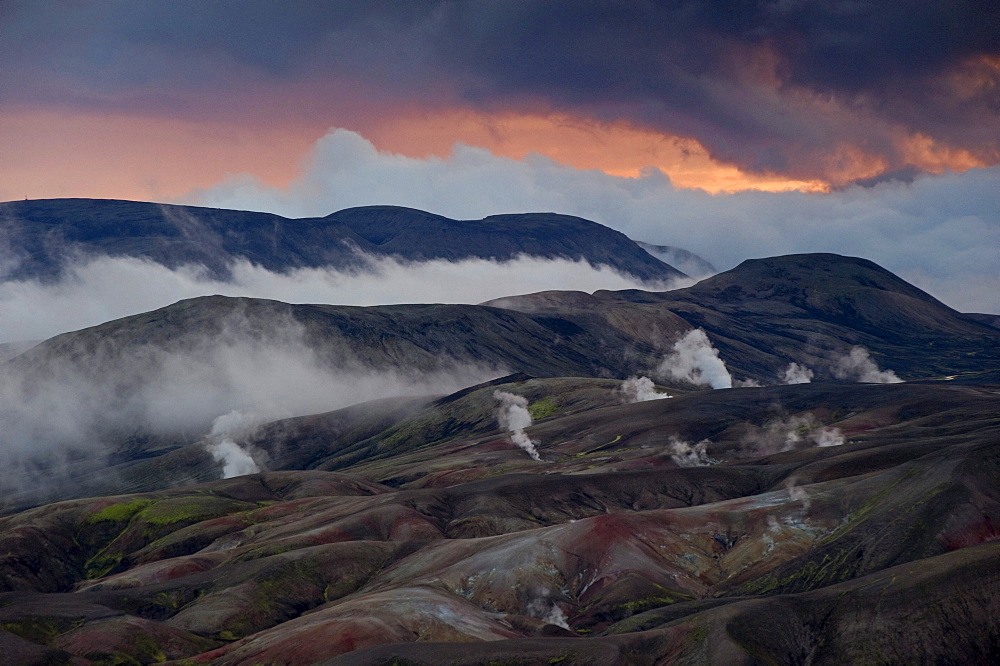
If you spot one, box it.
[326,206,684,280]
[3,253,998,514]
[10,294,659,381]
[656,253,999,379]
[21,254,997,390]
[669,253,982,337]
[0,198,364,280]
[488,253,1000,380]
[0,199,685,282]
[966,312,1000,329]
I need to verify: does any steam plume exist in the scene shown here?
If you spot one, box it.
[782,362,814,385]
[667,436,716,467]
[204,410,263,479]
[620,376,671,403]
[207,440,260,478]
[493,390,541,461]
[785,477,811,511]
[814,428,846,448]
[833,346,902,383]
[526,594,570,630]
[657,328,732,389]
[544,605,570,630]
[740,414,845,456]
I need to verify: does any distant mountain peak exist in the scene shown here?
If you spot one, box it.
[635,241,717,278]
[0,198,687,283]
[692,253,942,305]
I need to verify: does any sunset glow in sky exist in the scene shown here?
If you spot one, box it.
[3,1,998,203]
[1,108,831,202]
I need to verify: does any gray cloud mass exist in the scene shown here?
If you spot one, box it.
[3,1,998,180]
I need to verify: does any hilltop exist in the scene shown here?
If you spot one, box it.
[0,199,686,283]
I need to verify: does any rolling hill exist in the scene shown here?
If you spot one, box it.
[3,252,997,509]
[1,250,998,664]
[0,199,686,283]
[0,377,998,664]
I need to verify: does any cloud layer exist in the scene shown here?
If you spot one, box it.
[195,129,1000,313]
[4,2,998,185]
[0,306,496,500]
[0,252,661,343]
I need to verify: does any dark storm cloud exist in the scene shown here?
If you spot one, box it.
[431,1,1000,175]
[1,1,436,111]
[3,1,999,180]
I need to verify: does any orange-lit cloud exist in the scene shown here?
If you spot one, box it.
[4,2,997,204]
[2,103,993,206]
[364,111,828,193]
[898,133,989,175]
[0,107,830,202]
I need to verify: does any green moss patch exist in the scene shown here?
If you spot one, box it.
[138,497,234,526]
[611,589,695,617]
[86,499,155,524]
[528,397,560,420]
[1,616,82,645]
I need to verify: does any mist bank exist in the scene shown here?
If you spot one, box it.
[0,303,501,504]
[0,253,683,343]
[3,251,996,508]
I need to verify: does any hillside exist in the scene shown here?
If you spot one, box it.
[1,251,999,663]
[3,253,997,508]
[487,253,1000,379]
[1,377,998,664]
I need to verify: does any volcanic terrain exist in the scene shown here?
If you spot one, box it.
[1,239,999,664]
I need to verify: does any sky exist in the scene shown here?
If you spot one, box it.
[2,1,999,313]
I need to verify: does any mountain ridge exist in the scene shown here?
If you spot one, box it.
[0,198,686,283]
[12,252,998,385]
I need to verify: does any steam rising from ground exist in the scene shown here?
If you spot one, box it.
[782,362,815,385]
[620,376,671,402]
[785,478,811,511]
[667,436,717,467]
[0,309,498,498]
[526,594,570,630]
[0,253,673,343]
[205,410,264,479]
[833,347,902,383]
[207,439,260,479]
[740,414,845,457]
[493,390,541,461]
[657,328,733,389]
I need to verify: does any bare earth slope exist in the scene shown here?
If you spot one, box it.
[0,378,999,664]
[486,253,1000,380]
[1,254,999,663]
